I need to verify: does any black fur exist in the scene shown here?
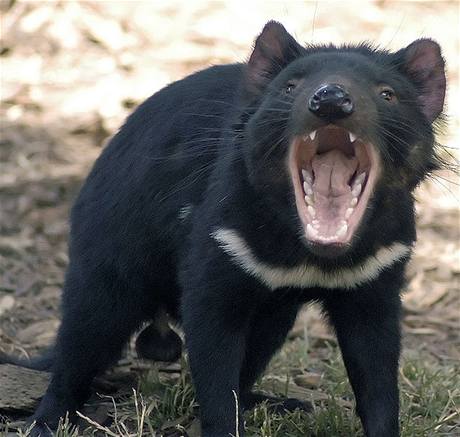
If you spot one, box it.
[3,21,446,437]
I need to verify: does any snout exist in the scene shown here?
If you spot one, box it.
[308,84,354,120]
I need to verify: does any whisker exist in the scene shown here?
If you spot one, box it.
[425,174,460,200]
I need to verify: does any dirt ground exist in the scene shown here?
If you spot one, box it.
[0,0,459,434]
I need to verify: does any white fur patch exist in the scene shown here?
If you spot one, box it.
[178,204,193,220]
[211,228,411,290]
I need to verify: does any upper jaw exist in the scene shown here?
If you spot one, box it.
[288,125,380,249]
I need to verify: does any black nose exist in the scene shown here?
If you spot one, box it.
[308,84,354,119]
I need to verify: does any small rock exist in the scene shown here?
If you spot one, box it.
[436,264,453,281]
[294,372,322,389]
[16,319,59,346]
[0,295,15,316]
[0,364,50,412]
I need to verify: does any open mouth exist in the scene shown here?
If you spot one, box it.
[289,125,380,246]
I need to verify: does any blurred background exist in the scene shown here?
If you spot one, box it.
[0,0,458,434]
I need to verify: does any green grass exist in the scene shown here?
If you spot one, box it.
[4,341,459,436]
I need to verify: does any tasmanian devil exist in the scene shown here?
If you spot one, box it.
[1,20,446,437]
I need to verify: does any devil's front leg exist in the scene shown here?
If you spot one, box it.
[180,253,258,437]
[239,297,310,414]
[322,272,403,437]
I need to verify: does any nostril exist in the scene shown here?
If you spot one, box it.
[308,95,321,112]
[341,98,354,114]
[308,84,354,118]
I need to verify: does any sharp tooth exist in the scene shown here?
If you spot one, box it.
[350,197,358,207]
[340,220,347,226]
[349,132,357,142]
[307,205,316,217]
[309,130,317,141]
[352,184,362,197]
[345,208,354,219]
[303,181,313,195]
[304,195,314,205]
[337,224,348,238]
[303,134,309,142]
[306,224,318,238]
[355,172,366,185]
[302,169,312,183]
[312,221,320,229]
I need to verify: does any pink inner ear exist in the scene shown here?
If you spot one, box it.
[245,21,302,95]
[246,44,274,94]
[256,22,288,61]
[247,22,290,81]
[246,23,286,93]
[404,39,446,122]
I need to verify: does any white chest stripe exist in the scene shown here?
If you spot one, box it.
[211,228,411,290]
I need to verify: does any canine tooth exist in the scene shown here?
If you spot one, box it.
[304,195,314,205]
[309,130,317,141]
[302,169,312,183]
[345,208,354,219]
[306,224,318,237]
[355,172,366,185]
[350,197,358,207]
[307,205,316,217]
[349,132,357,142]
[337,224,348,238]
[303,181,313,195]
[352,184,362,197]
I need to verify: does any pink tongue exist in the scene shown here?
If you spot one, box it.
[312,150,358,196]
[311,150,358,234]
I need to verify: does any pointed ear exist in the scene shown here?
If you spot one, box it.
[245,21,304,96]
[399,39,446,122]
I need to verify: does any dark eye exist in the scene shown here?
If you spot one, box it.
[285,82,297,94]
[380,87,396,102]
